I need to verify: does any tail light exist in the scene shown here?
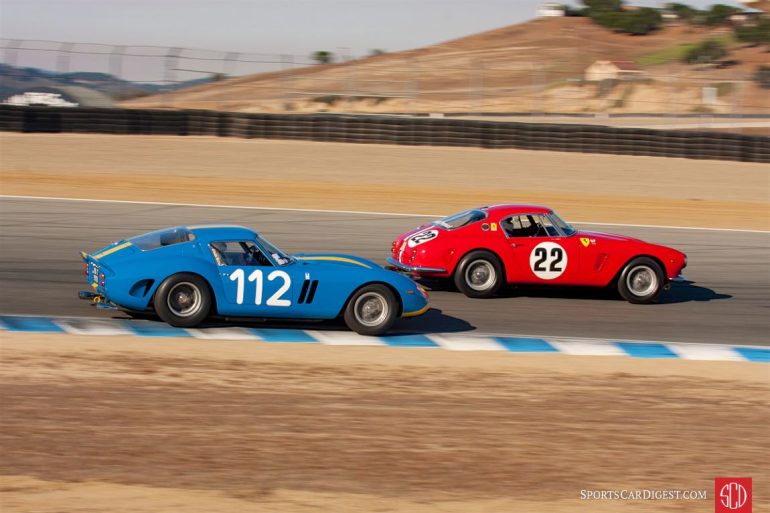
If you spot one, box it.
[83,263,88,275]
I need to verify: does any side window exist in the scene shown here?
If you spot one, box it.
[502,215,538,237]
[536,215,559,237]
[502,215,558,238]
[209,241,272,267]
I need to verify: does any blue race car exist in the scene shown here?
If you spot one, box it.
[80,224,429,335]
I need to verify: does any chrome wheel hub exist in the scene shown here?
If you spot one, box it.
[627,266,657,296]
[167,282,201,317]
[466,260,496,291]
[354,292,389,327]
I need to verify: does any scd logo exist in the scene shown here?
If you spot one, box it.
[715,477,752,513]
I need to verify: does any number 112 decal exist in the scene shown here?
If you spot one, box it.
[230,268,291,306]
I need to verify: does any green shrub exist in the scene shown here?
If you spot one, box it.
[703,4,741,26]
[581,0,662,35]
[755,66,770,89]
[683,40,727,64]
[312,95,342,105]
[311,51,334,65]
[668,3,700,22]
[735,17,770,48]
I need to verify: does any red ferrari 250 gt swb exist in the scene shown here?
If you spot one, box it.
[387,205,687,303]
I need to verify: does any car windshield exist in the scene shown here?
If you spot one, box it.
[129,227,195,251]
[434,209,487,230]
[549,212,576,236]
[258,236,294,266]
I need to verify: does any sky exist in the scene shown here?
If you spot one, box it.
[0,0,749,81]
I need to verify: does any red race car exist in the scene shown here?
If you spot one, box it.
[388,205,687,303]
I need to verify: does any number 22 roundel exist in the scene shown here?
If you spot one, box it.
[529,242,567,280]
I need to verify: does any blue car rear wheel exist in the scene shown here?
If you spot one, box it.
[154,273,212,328]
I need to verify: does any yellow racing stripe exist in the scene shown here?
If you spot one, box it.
[402,303,430,318]
[93,242,132,259]
[295,256,371,269]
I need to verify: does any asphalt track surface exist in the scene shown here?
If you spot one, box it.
[1,197,767,345]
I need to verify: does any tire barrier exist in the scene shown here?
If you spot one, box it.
[1,105,768,163]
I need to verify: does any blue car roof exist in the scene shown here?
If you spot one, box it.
[186,224,259,242]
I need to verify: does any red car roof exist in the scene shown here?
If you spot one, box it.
[482,204,552,216]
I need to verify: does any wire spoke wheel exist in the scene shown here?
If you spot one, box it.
[166,282,202,317]
[344,284,398,336]
[626,265,658,297]
[353,292,389,327]
[617,257,664,304]
[154,273,212,327]
[465,260,496,291]
[454,250,504,298]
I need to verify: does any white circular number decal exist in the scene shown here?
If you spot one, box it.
[407,229,438,248]
[529,242,567,280]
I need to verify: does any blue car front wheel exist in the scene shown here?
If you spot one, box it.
[344,284,398,336]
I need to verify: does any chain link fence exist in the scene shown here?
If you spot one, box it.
[1,38,768,116]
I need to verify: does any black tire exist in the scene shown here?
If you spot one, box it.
[153,273,212,327]
[453,250,504,298]
[617,257,665,304]
[343,284,398,336]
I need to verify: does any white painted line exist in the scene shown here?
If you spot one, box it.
[548,338,626,356]
[55,319,133,336]
[2,194,767,233]
[186,328,260,340]
[429,334,506,351]
[666,343,746,362]
[572,221,769,234]
[307,330,386,346]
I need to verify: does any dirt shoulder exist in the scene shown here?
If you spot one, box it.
[1,333,768,513]
[1,133,767,230]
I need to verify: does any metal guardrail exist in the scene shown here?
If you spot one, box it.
[1,106,768,162]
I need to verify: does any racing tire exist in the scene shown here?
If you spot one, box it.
[617,257,664,304]
[453,250,504,298]
[343,284,398,336]
[153,273,212,328]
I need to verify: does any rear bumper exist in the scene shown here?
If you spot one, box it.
[386,257,446,274]
[78,290,119,310]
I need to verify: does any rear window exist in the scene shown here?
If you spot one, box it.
[129,227,195,251]
[434,209,487,230]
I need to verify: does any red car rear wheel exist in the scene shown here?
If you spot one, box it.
[453,250,504,298]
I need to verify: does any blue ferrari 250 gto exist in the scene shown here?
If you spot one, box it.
[80,224,429,335]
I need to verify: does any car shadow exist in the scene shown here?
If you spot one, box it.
[419,278,731,304]
[657,281,732,304]
[119,308,475,335]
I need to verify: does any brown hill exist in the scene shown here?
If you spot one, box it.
[122,17,770,114]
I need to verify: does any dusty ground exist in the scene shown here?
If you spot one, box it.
[1,133,768,230]
[1,333,768,513]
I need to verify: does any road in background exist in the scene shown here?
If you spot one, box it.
[1,197,767,344]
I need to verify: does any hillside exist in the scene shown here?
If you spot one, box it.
[123,17,770,114]
[0,65,216,107]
